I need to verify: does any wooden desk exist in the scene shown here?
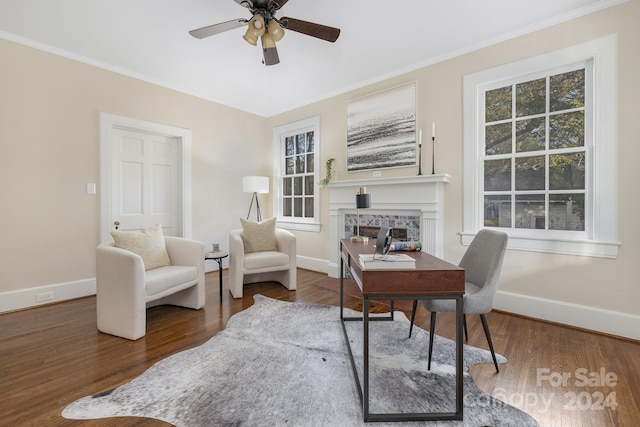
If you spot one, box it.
[339,238,465,422]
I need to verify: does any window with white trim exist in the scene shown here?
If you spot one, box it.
[484,67,588,232]
[272,116,321,232]
[462,36,619,258]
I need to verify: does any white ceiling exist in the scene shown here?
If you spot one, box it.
[0,0,620,117]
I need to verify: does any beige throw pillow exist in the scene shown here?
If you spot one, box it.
[110,224,171,270]
[240,217,278,253]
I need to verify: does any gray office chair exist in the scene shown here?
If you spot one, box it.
[409,229,508,372]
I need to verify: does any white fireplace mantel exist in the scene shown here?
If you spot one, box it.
[327,174,451,278]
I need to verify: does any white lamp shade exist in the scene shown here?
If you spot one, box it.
[242,176,269,193]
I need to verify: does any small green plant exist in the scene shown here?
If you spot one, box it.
[320,158,335,187]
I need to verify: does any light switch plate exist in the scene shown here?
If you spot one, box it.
[87,183,96,194]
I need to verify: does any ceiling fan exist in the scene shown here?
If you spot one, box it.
[189,0,340,66]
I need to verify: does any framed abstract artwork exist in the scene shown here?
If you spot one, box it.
[346,82,417,172]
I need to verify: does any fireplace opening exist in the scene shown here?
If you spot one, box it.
[345,213,420,242]
[353,226,408,241]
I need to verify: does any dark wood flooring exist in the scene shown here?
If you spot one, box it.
[1,269,638,426]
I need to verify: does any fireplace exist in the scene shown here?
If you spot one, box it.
[327,175,450,278]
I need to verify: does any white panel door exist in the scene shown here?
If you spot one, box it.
[111,128,179,236]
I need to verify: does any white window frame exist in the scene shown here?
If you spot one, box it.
[272,116,321,232]
[462,35,619,258]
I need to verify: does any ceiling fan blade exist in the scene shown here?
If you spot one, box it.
[263,44,280,66]
[271,0,289,9]
[280,17,340,42]
[189,19,248,39]
[234,0,253,8]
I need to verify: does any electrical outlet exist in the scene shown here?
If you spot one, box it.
[373,171,382,177]
[36,291,54,303]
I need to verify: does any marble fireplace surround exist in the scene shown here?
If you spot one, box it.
[326,174,450,278]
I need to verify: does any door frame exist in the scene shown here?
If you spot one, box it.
[99,112,192,243]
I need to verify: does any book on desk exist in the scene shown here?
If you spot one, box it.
[358,253,416,270]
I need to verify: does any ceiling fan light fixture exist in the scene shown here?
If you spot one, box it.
[188,0,341,65]
[261,32,276,49]
[267,19,285,42]
[242,15,266,46]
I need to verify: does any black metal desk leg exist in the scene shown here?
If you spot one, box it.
[340,257,344,319]
[456,295,464,417]
[363,296,370,420]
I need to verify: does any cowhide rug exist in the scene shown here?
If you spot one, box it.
[63,295,538,426]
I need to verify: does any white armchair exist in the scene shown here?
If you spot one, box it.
[228,228,296,299]
[96,236,205,340]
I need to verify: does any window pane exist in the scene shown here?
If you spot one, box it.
[304,197,314,217]
[304,175,314,195]
[550,111,584,149]
[296,134,305,154]
[306,131,315,152]
[283,177,292,196]
[516,117,545,152]
[550,69,585,112]
[286,157,294,175]
[294,197,302,217]
[549,194,585,231]
[486,123,512,155]
[285,136,295,156]
[283,198,292,216]
[515,155,545,190]
[306,153,314,173]
[293,176,302,195]
[515,194,546,229]
[484,158,511,191]
[516,78,546,117]
[485,86,512,122]
[550,152,585,190]
[484,195,511,227]
[296,155,305,173]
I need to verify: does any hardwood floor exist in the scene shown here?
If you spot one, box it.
[1,269,638,426]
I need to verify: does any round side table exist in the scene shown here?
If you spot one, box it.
[205,250,228,303]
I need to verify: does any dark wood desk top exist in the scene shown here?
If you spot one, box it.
[340,238,465,297]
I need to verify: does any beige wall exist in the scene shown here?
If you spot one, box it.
[0,38,270,294]
[268,0,640,320]
[1,1,638,333]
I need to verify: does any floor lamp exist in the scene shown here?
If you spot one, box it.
[243,176,269,222]
[351,187,371,243]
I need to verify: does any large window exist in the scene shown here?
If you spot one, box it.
[484,68,587,232]
[463,36,618,258]
[272,116,321,232]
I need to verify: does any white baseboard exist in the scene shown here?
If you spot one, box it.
[495,290,640,341]
[0,279,96,314]
[5,268,637,342]
[2,256,321,314]
[327,262,340,278]
[297,255,329,274]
